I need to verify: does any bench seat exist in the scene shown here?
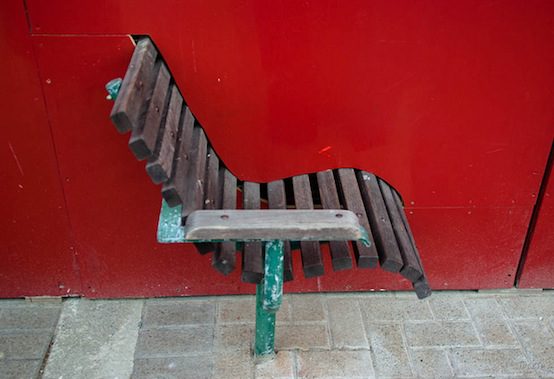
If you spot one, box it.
[108,37,431,299]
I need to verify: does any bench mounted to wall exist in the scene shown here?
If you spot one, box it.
[106,37,431,357]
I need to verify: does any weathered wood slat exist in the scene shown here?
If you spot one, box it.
[181,128,208,220]
[357,171,404,272]
[316,170,352,271]
[336,169,379,268]
[242,182,264,283]
[379,179,422,281]
[194,147,220,255]
[292,175,324,277]
[145,85,183,184]
[129,63,171,160]
[161,107,195,207]
[110,38,158,133]
[212,169,237,275]
[267,180,293,281]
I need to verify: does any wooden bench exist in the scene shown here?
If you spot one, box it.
[106,37,431,356]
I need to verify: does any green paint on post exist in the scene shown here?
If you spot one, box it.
[262,240,284,313]
[105,78,122,100]
[157,200,186,243]
[255,282,276,357]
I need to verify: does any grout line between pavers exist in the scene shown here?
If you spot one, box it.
[400,320,416,377]
[321,296,334,349]
[461,298,484,347]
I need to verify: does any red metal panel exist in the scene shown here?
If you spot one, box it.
[519,148,554,289]
[0,0,81,297]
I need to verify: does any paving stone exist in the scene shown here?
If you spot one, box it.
[0,306,61,330]
[255,350,295,379]
[289,294,325,322]
[499,296,554,319]
[449,348,534,377]
[366,323,412,377]
[276,298,292,325]
[214,323,253,351]
[0,331,52,359]
[212,349,253,379]
[359,298,432,321]
[0,359,41,379]
[296,350,375,378]
[511,320,554,377]
[43,299,143,379]
[464,298,517,346]
[405,321,480,347]
[276,324,329,350]
[410,348,453,378]
[428,298,469,320]
[327,298,368,349]
[218,297,255,323]
[132,355,214,379]
[135,326,214,358]
[142,300,214,328]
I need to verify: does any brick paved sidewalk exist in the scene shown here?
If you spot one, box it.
[1,290,553,378]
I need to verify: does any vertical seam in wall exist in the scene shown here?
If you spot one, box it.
[29,35,85,296]
[515,140,554,287]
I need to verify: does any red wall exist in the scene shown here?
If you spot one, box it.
[1,0,553,298]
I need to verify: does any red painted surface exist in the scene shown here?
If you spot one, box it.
[519,148,554,289]
[0,0,81,297]
[1,1,553,297]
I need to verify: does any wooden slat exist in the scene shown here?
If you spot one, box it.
[161,107,195,207]
[110,38,158,133]
[356,171,404,272]
[292,175,324,277]
[146,85,183,184]
[212,168,237,275]
[413,277,432,299]
[181,128,208,220]
[336,169,379,268]
[267,180,293,281]
[242,182,264,283]
[316,170,352,271]
[194,147,220,255]
[379,179,422,281]
[129,63,171,160]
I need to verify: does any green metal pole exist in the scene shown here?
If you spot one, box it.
[255,240,284,357]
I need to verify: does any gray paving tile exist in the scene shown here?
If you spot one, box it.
[255,350,295,379]
[132,355,213,379]
[410,348,453,378]
[428,297,469,320]
[464,298,518,346]
[404,321,480,347]
[214,323,253,352]
[135,326,214,358]
[0,331,52,359]
[499,296,554,319]
[512,320,554,377]
[0,359,41,379]
[296,350,375,378]
[0,306,60,330]
[359,298,432,321]
[275,324,329,351]
[327,298,368,349]
[449,348,534,377]
[142,300,214,328]
[213,349,254,379]
[289,294,325,322]
[43,298,142,379]
[366,323,412,377]
[218,297,255,323]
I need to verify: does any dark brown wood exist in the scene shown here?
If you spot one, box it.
[316,170,352,271]
[241,182,264,283]
[129,63,171,160]
[212,168,237,275]
[181,128,208,220]
[292,175,324,277]
[110,38,158,133]
[413,277,432,299]
[146,85,183,184]
[161,107,195,207]
[336,169,379,268]
[267,180,293,281]
[356,171,404,272]
[379,178,422,281]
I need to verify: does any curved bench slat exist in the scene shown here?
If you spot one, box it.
[267,180,294,281]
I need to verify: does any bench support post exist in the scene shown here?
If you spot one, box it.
[255,240,284,357]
